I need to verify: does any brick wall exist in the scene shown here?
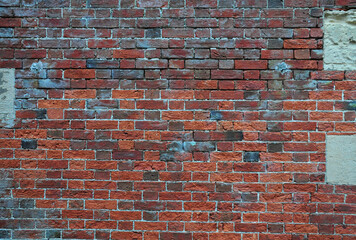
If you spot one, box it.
[0,0,356,239]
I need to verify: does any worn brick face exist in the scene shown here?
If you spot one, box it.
[0,0,355,239]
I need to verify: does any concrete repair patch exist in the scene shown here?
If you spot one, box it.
[0,69,15,119]
[326,135,356,185]
[324,9,356,70]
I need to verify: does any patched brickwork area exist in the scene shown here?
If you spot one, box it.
[0,0,356,239]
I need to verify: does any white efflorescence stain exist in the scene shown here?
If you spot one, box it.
[326,135,356,185]
[0,69,15,119]
[30,61,46,78]
[324,9,356,70]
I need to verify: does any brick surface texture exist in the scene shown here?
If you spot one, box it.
[0,0,355,239]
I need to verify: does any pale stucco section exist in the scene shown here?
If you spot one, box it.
[326,135,356,185]
[0,69,15,119]
[324,10,356,70]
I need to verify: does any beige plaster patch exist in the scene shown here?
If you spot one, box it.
[0,69,15,119]
[324,10,356,70]
[326,135,356,185]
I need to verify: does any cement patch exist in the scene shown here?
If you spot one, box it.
[324,10,356,70]
[326,135,356,185]
[0,69,15,119]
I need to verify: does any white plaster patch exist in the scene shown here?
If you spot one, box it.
[324,10,356,70]
[0,69,15,119]
[326,135,356,185]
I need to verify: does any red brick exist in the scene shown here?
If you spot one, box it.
[0,139,21,149]
[63,29,95,38]
[63,151,95,159]
[236,39,267,48]
[186,222,217,232]
[186,0,217,8]
[36,200,67,208]
[39,18,69,27]
[261,50,293,59]
[285,60,318,69]
[86,121,118,129]
[162,29,194,38]
[38,100,69,108]
[311,71,344,80]
[38,140,70,149]
[284,39,317,48]
[13,189,44,198]
[113,50,144,58]
[86,220,117,229]
[63,230,94,240]
[210,152,242,161]
[64,69,95,79]
[85,200,117,209]
[310,112,343,121]
[62,210,93,219]
[0,18,21,27]
[112,90,144,99]
[283,101,316,110]
[184,121,216,130]
[14,50,46,59]
[88,39,120,48]
[235,223,267,232]
[285,224,318,233]
[235,60,268,70]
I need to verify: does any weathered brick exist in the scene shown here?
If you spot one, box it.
[162,49,194,59]
[86,60,119,69]
[137,39,169,48]
[21,140,38,150]
[268,39,284,49]
[0,0,20,6]
[145,28,161,38]
[187,0,217,8]
[186,60,218,69]
[113,70,144,79]
[268,0,283,8]
[38,0,69,7]
[243,152,260,162]
[136,59,168,69]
